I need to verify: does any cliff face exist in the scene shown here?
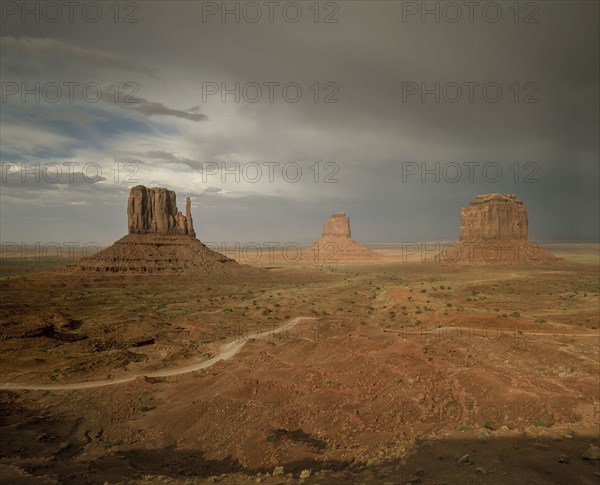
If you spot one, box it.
[460,194,528,241]
[127,186,196,238]
[438,193,557,264]
[322,212,352,238]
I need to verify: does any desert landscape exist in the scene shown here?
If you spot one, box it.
[0,187,598,484]
[1,2,598,484]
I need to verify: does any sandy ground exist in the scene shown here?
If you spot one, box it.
[0,244,598,484]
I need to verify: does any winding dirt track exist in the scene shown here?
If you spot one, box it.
[0,317,316,391]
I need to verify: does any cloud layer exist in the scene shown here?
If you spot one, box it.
[1,2,598,244]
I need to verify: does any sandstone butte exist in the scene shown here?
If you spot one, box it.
[305,212,380,261]
[439,194,559,264]
[75,186,242,274]
[127,185,196,238]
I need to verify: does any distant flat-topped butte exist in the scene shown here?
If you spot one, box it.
[306,211,380,261]
[439,194,559,264]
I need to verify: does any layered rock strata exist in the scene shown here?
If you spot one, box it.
[76,186,241,274]
[439,194,558,264]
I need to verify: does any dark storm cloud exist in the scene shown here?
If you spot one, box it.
[0,1,598,243]
[0,36,155,76]
[1,36,207,123]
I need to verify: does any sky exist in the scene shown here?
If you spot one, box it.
[1,0,598,246]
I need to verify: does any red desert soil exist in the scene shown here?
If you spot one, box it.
[0,246,598,484]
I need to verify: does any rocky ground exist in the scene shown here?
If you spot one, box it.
[0,244,598,484]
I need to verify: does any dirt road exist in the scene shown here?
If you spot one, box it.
[0,316,316,391]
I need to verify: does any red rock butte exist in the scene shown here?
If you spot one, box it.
[128,185,196,238]
[439,194,558,264]
[460,194,528,240]
[75,186,242,274]
[306,212,379,261]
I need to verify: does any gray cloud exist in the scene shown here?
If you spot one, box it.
[0,168,106,188]
[0,1,598,243]
[117,150,201,169]
[109,94,207,122]
[0,36,155,76]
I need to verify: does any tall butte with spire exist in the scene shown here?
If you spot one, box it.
[306,212,379,261]
[76,186,242,274]
[127,186,196,238]
[439,194,558,264]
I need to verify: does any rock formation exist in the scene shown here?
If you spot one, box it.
[75,186,244,274]
[306,212,379,261]
[460,194,528,241]
[322,211,352,238]
[439,194,558,264]
[127,186,196,237]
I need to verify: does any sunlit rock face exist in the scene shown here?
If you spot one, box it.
[460,194,528,241]
[321,212,352,238]
[439,194,558,264]
[127,185,195,238]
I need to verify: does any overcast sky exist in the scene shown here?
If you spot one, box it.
[1,1,598,246]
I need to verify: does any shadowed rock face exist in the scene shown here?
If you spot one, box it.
[322,212,351,238]
[127,186,195,237]
[460,194,528,241]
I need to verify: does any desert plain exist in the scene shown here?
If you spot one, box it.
[0,240,598,485]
